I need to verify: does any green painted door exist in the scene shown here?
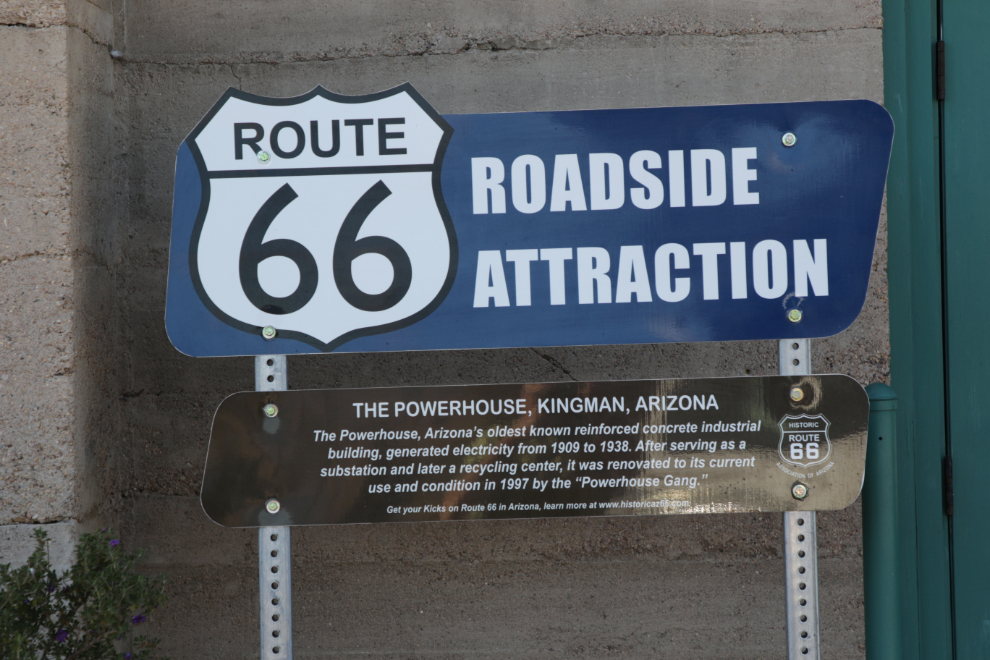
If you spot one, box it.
[885,0,990,657]
[941,4,990,656]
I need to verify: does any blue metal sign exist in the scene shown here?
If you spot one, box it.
[165,84,893,356]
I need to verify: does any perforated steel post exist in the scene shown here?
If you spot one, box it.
[779,339,820,659]
[256,355,292,660]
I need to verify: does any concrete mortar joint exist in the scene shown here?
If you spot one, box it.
[108,25,882,67]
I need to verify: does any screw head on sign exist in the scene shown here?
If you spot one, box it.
[262,325,277,340]
[258,150,271,164]
[264,404,278,418]
[266,499,280,514]
[792,483,809,500]
[787,309,803,323]
[790,387,805,402]
[782,132,797,147]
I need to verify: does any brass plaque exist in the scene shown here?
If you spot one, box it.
[201,375,867,527]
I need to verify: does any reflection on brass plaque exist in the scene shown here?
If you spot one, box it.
[201,375,867,527]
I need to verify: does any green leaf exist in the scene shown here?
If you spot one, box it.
[0,528,168,660]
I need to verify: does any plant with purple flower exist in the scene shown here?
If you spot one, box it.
[0,527,167,659]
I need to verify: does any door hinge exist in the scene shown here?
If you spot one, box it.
[943,455,954,516]
[936,40,946,100]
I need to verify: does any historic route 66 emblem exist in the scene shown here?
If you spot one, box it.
[778,413,832,469]
[182,84,456,350]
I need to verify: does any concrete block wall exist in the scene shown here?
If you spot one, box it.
[0,0,74,527]
[0,0,887,657]
[0,0,119,564]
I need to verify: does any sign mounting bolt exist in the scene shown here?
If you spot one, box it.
[264,404,279,418]
[265,498,280,514]
[787,309,803,323]
[782,132,797,147]
[258,150,271,164]
[792,482,809,500]
[790,387,805,402]
[262,325,277,340]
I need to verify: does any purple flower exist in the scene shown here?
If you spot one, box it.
[55,629,68,642]
[110,539,120,548]
[123,654,132,659]
[131,614,146,625]
[47,582,56,593]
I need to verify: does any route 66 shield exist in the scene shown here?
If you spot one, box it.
[778,414,832,469]
[165,84,456,353]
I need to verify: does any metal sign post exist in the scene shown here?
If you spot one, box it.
[780,338,820,658]
[256,354,292,659]
[168,83,890,659]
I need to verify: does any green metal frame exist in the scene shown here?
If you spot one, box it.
[864,383,902,660]
[882,0,953,657]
